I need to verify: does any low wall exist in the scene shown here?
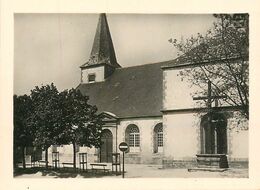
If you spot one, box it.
[162,158,249,169]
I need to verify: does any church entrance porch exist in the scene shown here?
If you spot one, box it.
[100,129,113,163]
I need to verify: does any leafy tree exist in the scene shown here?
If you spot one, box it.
[13,94,34,169]
[169,14,249,120]
[28,83,63,168]
[58,88,102,169]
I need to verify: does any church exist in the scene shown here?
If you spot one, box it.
[46,13,248,168]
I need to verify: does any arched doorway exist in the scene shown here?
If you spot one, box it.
[200,113,227,154]
[100,129,113,162]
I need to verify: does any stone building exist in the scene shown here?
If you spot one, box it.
[45,13,248,168]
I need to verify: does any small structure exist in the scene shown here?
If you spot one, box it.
[191,81,228,170]
[79,153,88,171]
[196,154,229,168]
[52,151,60,169]
[90,163,110,173]
[111,153,121,174]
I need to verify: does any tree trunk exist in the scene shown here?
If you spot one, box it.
[72,142,76,170]
[22,146,26,169]
[45,147,49,169]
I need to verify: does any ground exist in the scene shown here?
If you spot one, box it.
[14,164,248,178]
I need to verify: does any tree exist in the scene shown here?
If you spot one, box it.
[58,88,102,169]
[13,94,34,169]
[28,83,63,168]
[169,14,249,120]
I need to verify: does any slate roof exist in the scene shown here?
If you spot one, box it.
[77,62,168,118]
[80,14,121,69]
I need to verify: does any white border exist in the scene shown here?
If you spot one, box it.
[1,0,260,189]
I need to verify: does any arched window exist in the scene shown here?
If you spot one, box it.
[154,123,163,153]
[125,124,140,152]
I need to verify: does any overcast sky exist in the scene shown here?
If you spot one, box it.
[14,14,216,95]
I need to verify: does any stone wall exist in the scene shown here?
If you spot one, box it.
[163,68,233,110]
[162,112,248,168]
[163,113,200,161]
[42,117,164,165]
[227,116,248,161]
[40,114,248,167]
[117,118,163,164]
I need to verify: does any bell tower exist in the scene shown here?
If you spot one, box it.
[80,13,121,83]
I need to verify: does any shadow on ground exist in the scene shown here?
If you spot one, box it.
[14,167,119,178]
[13,165,248,178]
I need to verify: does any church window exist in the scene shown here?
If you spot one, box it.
[125,124,140,152]
[154,123,163,153]
[88,73,96,83]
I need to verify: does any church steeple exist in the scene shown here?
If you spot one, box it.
[81,13,120,69]
[80,13,120,84]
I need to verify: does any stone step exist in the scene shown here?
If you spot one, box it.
[188,167,228,172]
[196,154,229,168]
[197,164,220,168]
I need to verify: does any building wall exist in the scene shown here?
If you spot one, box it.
[42,117,163,165]
[163,113,200,161]
[41,113,248,167]
[228,129,248,161]
[163,69,230,110]
[163,112,249,161]
[163,69,200,110]
[227,116,248,161]
[162,67,249,166]
[81,66,105,83]
[116,117,163,164]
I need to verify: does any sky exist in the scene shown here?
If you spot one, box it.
[14,14,216,95]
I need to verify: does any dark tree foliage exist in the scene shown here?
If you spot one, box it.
[58,88,103,169]
[14,83,103,170]
[169,14,249,121]
[13,94,34,169]
[28,83,62,168]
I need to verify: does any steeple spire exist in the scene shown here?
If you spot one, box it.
[81,13,120,68]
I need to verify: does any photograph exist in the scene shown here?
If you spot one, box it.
[13,13,249,179]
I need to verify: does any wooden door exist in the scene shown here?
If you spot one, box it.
[100,129,113,163]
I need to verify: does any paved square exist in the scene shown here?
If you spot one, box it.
[14,164,248,178]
